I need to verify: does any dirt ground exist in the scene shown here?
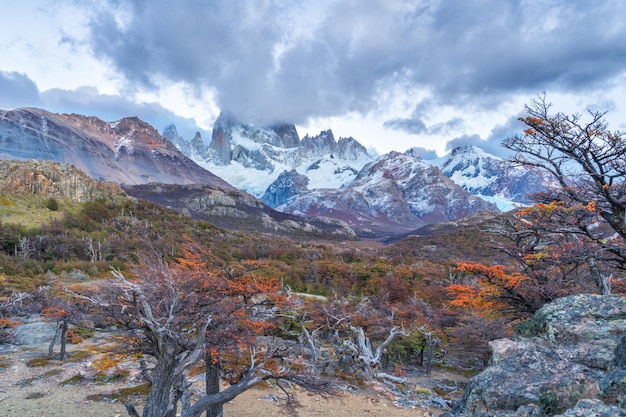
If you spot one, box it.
[0,333,460,417]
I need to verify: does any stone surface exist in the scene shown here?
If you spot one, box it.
[0,159,124,202]
[13,315,56,347]
[554,399,626,416]
[445,294,626,417]
[599,336,626,406]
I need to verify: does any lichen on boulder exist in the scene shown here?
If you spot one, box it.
[444,294,626,417]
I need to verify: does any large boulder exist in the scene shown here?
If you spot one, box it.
[444,294,626,416]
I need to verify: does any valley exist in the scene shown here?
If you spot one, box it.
[0,104,624,417]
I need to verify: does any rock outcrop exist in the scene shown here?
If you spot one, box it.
[261,169,310,207]
[444,294,626,417]
[0,159,124,201]
[122,183,356,238]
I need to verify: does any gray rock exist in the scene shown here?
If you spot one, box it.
[554,398,626,416]
[261,169,309,207]
[448,294,626,416]
[599,336,626,405]
[14,315,56,347]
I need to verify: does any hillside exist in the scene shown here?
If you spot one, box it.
[0,107,232,188]
[0,155,622,417]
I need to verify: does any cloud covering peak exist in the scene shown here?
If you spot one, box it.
[1,0,625,156]
[86,0,626,127]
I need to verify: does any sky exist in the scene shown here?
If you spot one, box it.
[1,0,625,158]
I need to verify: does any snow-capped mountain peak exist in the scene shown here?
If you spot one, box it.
[171,112,373,198]
[429,145,557,211]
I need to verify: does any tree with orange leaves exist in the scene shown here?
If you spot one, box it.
[504,94,625,241]
[490,201,624,296]
[447,203,623,322]
[449,262,550,318]
[75,242,334,417]
[501,95,625,294]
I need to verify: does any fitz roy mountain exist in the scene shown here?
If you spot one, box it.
[0,107,355,237]
[169,111,552,234]
[163,111,372,198]
[0,107,553,236]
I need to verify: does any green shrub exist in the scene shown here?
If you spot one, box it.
[0,195,14,206]
[45,198,59,211]
[25,356,51,367]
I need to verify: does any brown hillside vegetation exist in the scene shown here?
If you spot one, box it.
[2,106,624,415]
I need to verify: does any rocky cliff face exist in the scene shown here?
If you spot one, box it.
[123,183,356,238]
[208,111,304,165]
[0,159,124,201]
[445,294,626,417]
[261,169,310,207]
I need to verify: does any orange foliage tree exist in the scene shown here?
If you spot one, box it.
[447,202,622,320]
[491,200,625,296]
[76,242,334,417]
[448,263,537,318]
[502,95,625,293]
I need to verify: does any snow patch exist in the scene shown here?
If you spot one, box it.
[115,136,134,158]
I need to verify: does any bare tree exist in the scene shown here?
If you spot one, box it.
[501,95,625,294]
[503,95,626,241]
[342,323,407,382]
[75,246,335,417]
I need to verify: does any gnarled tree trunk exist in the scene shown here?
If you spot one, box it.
[205,352,223,417]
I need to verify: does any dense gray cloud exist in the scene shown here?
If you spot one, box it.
[446,115,525,158]
[40,86,204,138]
[0,71,202,139]
[383,117,428,134]
[85,0,626,126]
[0,71,42,108]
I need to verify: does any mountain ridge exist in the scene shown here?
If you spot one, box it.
[0,107,233,189]
[0,106,555,236]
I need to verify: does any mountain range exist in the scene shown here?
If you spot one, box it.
[0,107,554,237]
[165,111,554,233]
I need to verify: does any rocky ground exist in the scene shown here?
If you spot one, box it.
[0,319,458,417]
[444,294,626,417]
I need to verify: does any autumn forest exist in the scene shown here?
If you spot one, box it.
[1,98,625,417]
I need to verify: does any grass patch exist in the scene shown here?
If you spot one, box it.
[41,368,64,378]
[25,356,52,367]
[0,195,15,206]
[95,369,130,383]
[72,327,95,339]
[413,386,433,396]
[60,374,86,386]
[85,383,151,402]
[0,193,67,227]
[67,349,92,362]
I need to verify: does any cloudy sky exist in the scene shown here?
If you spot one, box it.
[1,1,625,157]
